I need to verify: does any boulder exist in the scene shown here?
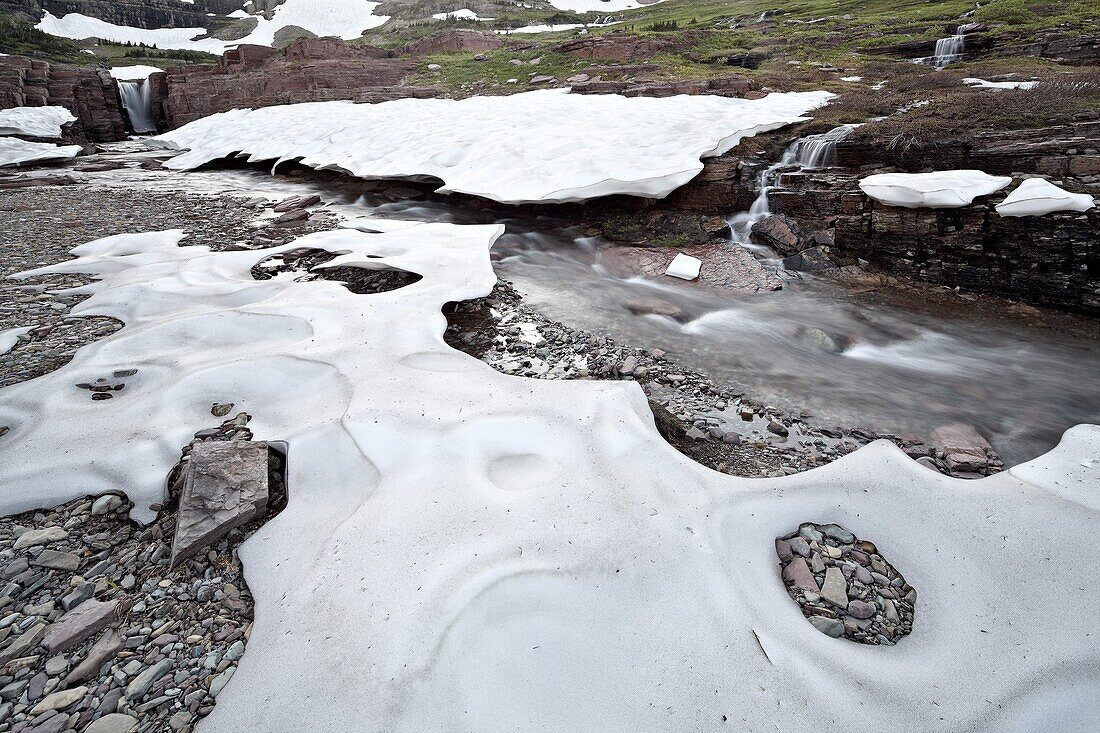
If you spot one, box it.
[171,441,270,566]
[600,243,782,294]
[929,423,994,473]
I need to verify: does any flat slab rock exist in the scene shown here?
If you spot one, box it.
[599,244,782,294]
[171,441,270,565]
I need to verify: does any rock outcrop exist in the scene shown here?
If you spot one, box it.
[152,38,431,128]
[0,55,127,142]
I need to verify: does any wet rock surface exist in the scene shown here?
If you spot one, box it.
[777,523,915,645]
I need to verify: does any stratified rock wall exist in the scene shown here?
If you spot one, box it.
[0,56,126,141]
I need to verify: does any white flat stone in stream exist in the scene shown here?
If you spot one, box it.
[0,106,76,137]
[859,170,1012,208]
[995,178,1096,217]
[151,89,835,204]
[0,220,1097,731]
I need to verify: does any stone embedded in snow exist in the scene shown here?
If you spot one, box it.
[151,89,834,204]
[930,423,994,473]
[859,170,1012,208]
[108,65,164,81]
[995,178,1096,217]
[0,106,76,137]
[820,566,848,607]
[0,222,1098,730]
[0,138,82,168]
[665,253,702,280]
[171,441,270,566]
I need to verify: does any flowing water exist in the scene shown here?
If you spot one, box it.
[918,26,966,69]
[118,81,156,134]
[50,141,1100,466]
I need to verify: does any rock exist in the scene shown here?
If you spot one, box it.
[774,538,793,562]
[125,658,173,700]
[808,615,845,637]
[272,194,321,212]
[426,63,442,71]
[90,494,123,515]
[0,622,46,664]
[781,246,836,272]
[30,550,81,572]
[819,523,855,544]
[84,713,139,733]
[530,75,556,84]
[12,526,68,550]
[27,713,69,733]
[30,685,87,714]
[61,582,94,611]
[751,214,804,256]
[64,629,122,685]
[929,423,993,473]
[208,667,235,697]
[767,420,789,437]
[599,244,781,294]
[847,600,876,619]
[820,567,848,608]
[42,599,122,654]
[171,441,270,565]
[782,557,819,593]
[787,537,810,557]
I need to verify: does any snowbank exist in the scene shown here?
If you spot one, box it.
[546,0,663,12]
[1,222,1097,732]
[859,170,1012,208]
[152,89,835,204]
[963,77,1039,90]
[496,23,584,33]
[0,106,76,137]
[995,178,1096,217]
[432,8,494,20]
[0,138,82,167]
[109,65,164,80]
[37,0,389,53]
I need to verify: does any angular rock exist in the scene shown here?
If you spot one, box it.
[820,567,848,608]
[0,622,46,664]
[600,243,782,294]
[84,713,139,733]
[42,599,121,654]
[847,600,876,619]
[12,527,68,551]
[31,685,87,714]
[171,441,270,566]
[64,629,122,685]
[782,557,819,593]
[930,423,993,473]
[125,658,173,701]
[808,615,845,637]
[30,550,81,572]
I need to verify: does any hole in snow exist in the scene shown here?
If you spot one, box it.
[251,248,422,294]
[776,522,915,645]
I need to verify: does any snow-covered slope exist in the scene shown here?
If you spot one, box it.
[432,8,494,20]
[546,0,663,12]
[0,223,1097,732]
[995,178,1096,217]
[36,0,389,53]
[0,138,82,167]
[859,170,1013,208]
[109,65,164,80]
[0,106,76,137]
[152,89,835,204]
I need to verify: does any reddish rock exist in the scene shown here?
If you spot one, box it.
[401,30,505,57]
[555,33,683,62]
[0,55,127,142]
[782,557,819,593]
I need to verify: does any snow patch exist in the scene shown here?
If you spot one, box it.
[546,0,663,12]
[0,138,82,168]
[432,8,494,20]
[0,106,76,137]
[665,253,701,280]
[0,223,1097,731]
[151,89,834,204]
[109,65,164,80]
[963,77,1039,90]
[859,170,1012,208]
[995,178,1096,217]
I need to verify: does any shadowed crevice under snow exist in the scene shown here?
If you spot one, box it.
[0,223,1096,730]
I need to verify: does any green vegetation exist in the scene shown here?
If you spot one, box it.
[0,12,84,61]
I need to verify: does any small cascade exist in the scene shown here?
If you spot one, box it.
[919,26,966,69]
[794,124,857,170]
[729,125,858,257]
[118,80,156,134]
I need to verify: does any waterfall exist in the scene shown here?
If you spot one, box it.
[728,125,858,261]
[919,26,966,69]
[794,124,857,170]
[118,80,156,134]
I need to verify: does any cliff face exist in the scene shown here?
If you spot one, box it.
[151,39,435,129]
[0,55,127,141]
